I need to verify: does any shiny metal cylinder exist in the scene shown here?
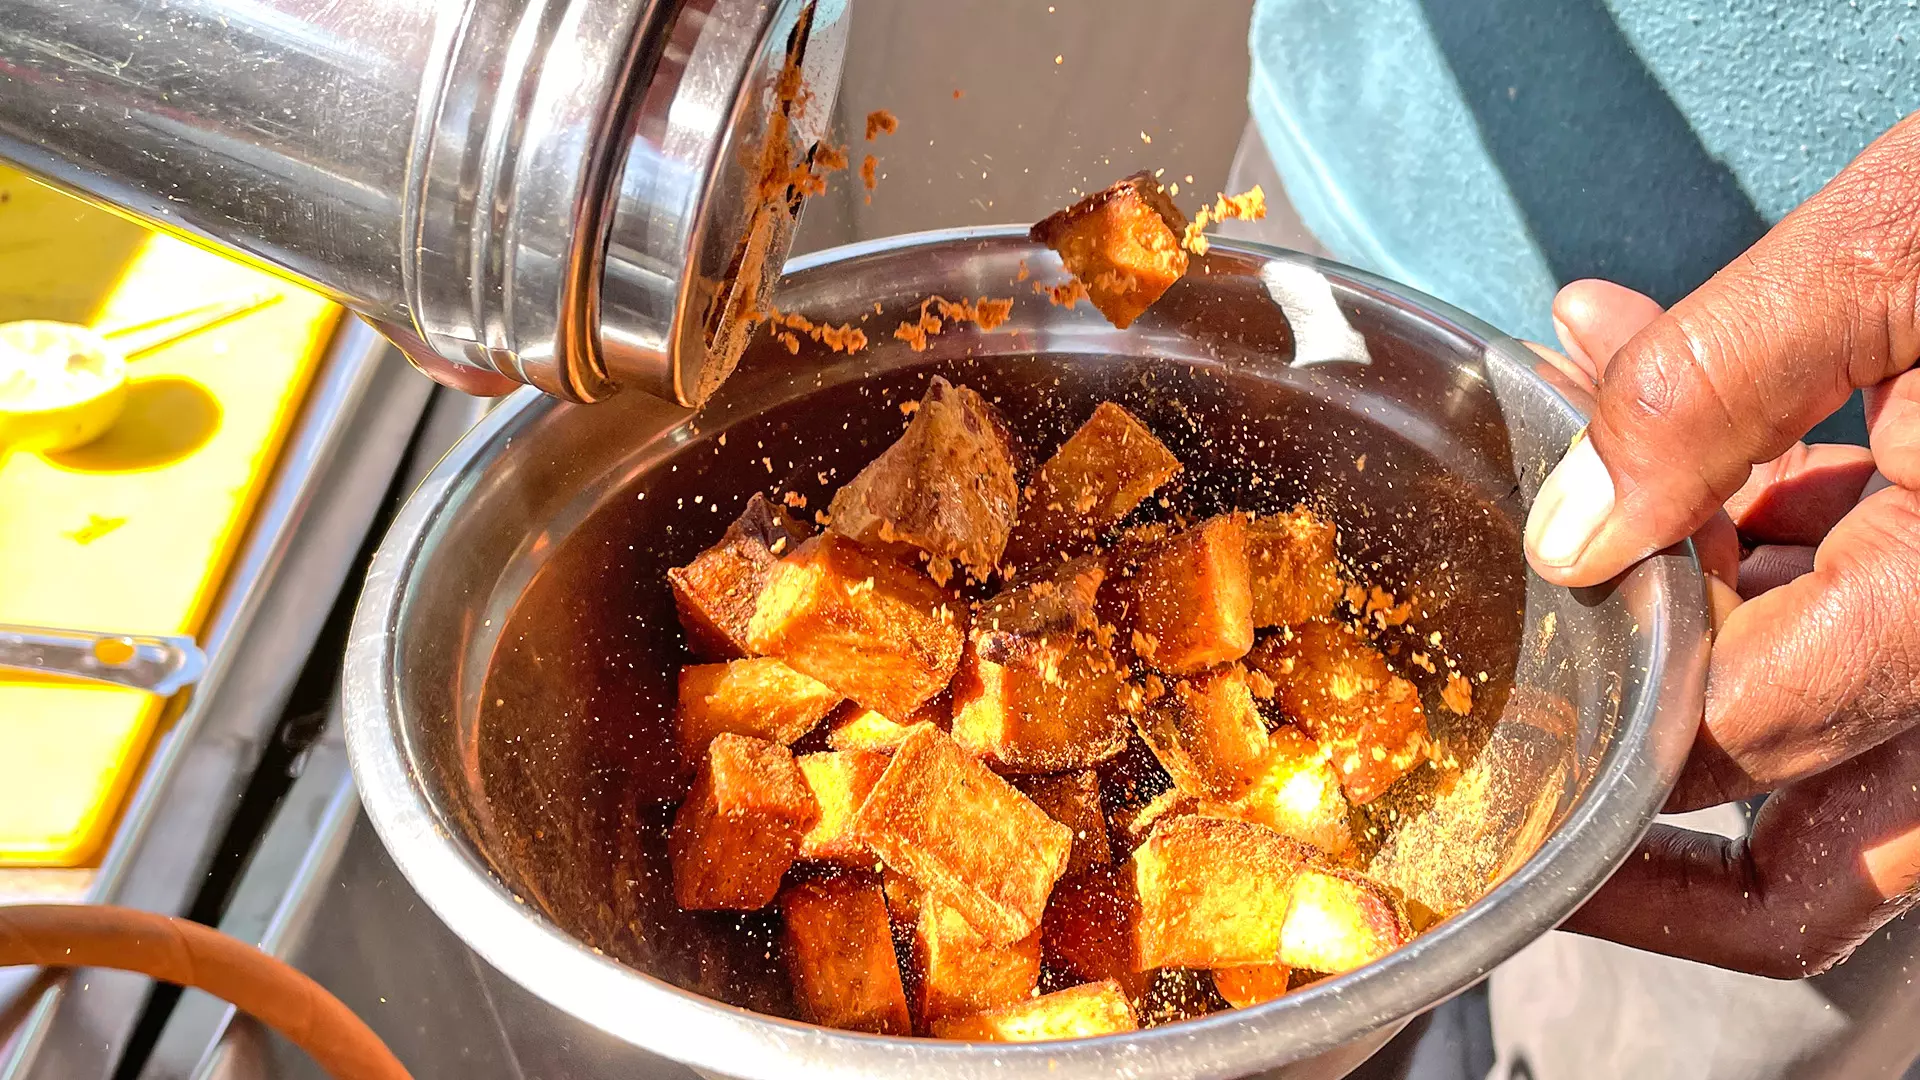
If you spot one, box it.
[0,0,845,403]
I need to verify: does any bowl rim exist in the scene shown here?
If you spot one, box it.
[343,225,1707,1080]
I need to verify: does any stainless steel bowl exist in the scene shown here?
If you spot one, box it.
[343,228,1707,1080]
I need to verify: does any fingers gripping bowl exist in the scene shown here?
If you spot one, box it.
[343,229,1706,1079]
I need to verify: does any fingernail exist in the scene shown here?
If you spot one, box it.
[1527,433,1616,568]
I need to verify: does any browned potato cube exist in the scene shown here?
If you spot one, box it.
[1115,788,1197,851]
[748,533,965,721]
[669,734,817,910]
[913,895,1043,1025]
[1004,404,1182,564]
[826,692,949,752]
[883,867,925,925]
[1013,770,1111,877]
[827,377,1021,581]
[1247,508,1342,628]
[1129,515,1254,675]
[951,629,1129,773]
[1030,172,1190,330]
[850,725,1072,945]
[669,493,811,659]
[1129,816,1305,969]
[1252,620,1428,805]
[675,658,841,760]
[1211,964,1292,1009]
[1041,867,1149,1000]
[1278,867,1411,974]
[1199,725,1352,855]
[976,555,1107,638]
[796,750,891,864]
[779,875,912,1034]
[1134,666,1270,800]
[931,980,1138,1041]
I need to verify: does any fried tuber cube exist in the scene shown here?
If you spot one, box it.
[850,725,1072,945]
[1211,964,1292,1009]
[1247,508,1342,628]
[669,734,817,910]
[1004,404,1182,564]
[1030,172,1190,330]
[1013,770,1112,877]
[669,493,811,659]
[1199,724,1352,855]
[976,554,1107,638]
[951,628,1130,773]
[913,894,1043,1025]
[1251,620,1428,805]
[1134,665,1271,800]
[675,658,841,761]
[826,693,949,752]
[796,750,892,864]
[1041,867,1149,1000]
[827,377,1021,581]
[931,980,1138,1042]
[1129,514,1254,675]
[1128,815,1305,969]
[748,533,965,721]
[1278,867,1410,974]
[779,874,912,1034]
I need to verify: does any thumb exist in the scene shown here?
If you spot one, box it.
[1526,112,1920,586]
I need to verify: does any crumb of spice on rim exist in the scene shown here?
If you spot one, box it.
[861,154,878,194]
[762,305,870,355]
[893,295,1014,352]
[864,109,898,140]
[1034,278,1089,309]
[1181,185,1269,255]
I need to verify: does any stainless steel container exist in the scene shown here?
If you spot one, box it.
[0,0,846,404]
[343,229,1707,1079]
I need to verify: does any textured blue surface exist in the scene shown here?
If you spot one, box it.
[1249,0,1919,343]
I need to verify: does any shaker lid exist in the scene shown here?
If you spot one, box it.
[594,0,851,407]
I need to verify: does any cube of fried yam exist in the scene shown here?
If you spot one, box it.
[1014,770,1111,877]
[1115,787,1197,851]
[1251,620,1428,805]
[669,493,811,659]
[796,750,892,864]
[914,894,1043,1024]
[977,555,1107,638]
[1041,867,1149,1000]
[883,867,925,925]
[827,377,1021,580]
[1129,815,1305,969]
[951,629,1129,773]
[850,725,1072,945]
[748,533,965,720]
[1247,508,1342,628]
[675,658,841,761]
[826,693,949,752]
[669,734,818,910]
[1199,725,1352,855]
[1030,172,1190,330]
[1135,665,1271,800]
[1278,867,1410,974]
[1129,515,1253,675]
[1211,964,1292,1009]
[1005,404,1182,564]
[779,875,912,1034]
[931,980,1138,1042]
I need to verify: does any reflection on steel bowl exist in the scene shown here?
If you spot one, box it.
[344,228,1706,1080]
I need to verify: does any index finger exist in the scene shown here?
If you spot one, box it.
[1525,112,1920,586]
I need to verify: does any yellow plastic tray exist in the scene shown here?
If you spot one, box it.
[0,167,340,866]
